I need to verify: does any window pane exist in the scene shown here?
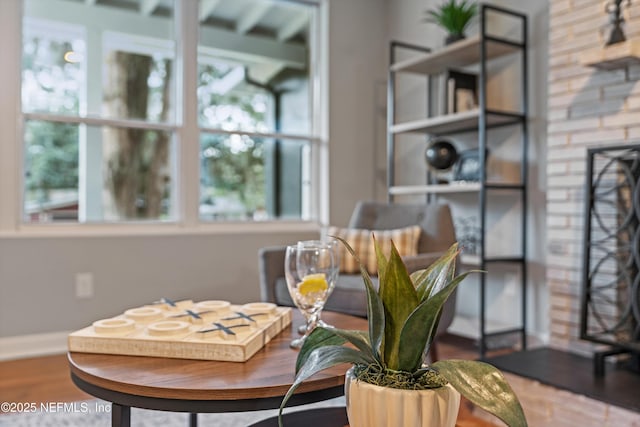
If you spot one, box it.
[101,126,175,221]
[22,17,84,115]
[24,120,176,223]
[200,133,311,221]
[198,62,274,133]
[102,34,176,123]
[23,0,176,123]
[24,120,79,222]
[198,0,314,135]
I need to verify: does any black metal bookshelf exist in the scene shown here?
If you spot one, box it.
[387,4,529,357]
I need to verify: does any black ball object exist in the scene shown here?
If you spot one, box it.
[425,139,457,170]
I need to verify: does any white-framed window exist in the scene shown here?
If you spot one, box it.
[15,0,324,227]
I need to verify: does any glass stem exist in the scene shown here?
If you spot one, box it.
[306,311,320,333]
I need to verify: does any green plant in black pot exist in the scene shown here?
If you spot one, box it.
[425,0,478,44]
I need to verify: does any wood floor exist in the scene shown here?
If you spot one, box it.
[0,334,497,426]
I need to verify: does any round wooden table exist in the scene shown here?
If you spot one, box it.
[68,310,367,427]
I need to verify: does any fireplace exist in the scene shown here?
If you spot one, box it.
[479,144,640,424]
[581,144,640,375]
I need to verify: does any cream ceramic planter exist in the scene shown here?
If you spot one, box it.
[345,368,460,427]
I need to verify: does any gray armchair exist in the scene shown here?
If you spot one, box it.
[258,201,458,360]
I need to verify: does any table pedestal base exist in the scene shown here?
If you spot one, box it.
[248,406,348,427]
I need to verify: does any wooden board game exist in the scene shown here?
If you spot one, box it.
[68,299,292,362]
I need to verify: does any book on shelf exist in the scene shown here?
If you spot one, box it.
[445,70,478,114]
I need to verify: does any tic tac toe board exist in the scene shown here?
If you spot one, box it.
[68,299,292,362]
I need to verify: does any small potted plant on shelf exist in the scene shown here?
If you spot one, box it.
[424,0,478,45]
[278,240,527,427]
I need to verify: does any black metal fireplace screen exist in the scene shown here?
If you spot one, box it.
[581,144,640,372]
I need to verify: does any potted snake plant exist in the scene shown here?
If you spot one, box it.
[425,0,478,45]
[279,240,527,427]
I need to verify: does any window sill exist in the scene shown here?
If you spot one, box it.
[0,221,321,239]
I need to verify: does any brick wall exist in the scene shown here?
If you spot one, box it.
[547,0,640,354]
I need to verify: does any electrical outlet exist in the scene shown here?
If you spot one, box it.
[75,273,94,299]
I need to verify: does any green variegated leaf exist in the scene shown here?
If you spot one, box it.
[380,242,419,370]
[279,346,371,427]
[413,243,459,302]
[333,236,385,361]
[433,360,528,427]
[374,235,388,281]
[295,327,346,373]
[325,329,373,359]
[374,238,389,360]
[397,272,470,372]
[423,313,442,359]
[296,327,374,373]
[410,269,428,290]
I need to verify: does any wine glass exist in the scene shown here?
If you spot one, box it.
[284,240,338,348]
[294,239,340,334]
[316,238,340,329]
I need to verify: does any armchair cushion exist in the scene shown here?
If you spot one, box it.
[327,225,421,274]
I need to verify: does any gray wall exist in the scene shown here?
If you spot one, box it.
[0,0,387,340]
[0,232,321,336]
[329,0,389,222]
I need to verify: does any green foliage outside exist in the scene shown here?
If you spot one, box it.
[200,133,267,220]
[23,36,80,209]
[198,63,271,219]
[24,121,79,201]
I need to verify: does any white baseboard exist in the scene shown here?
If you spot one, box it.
[0,331,70,361]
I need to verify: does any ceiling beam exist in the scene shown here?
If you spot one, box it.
[277,11,308,41]
[247,62,286,85]
[199,25,306,70]
[236,2,271,34]
[199,0,221,22]
[30,0,307,70]
[140,0,161,16]
[208,66,245,94]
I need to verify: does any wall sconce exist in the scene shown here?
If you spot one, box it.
[605,0,632,46]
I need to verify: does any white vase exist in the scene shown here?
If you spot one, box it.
[344,368,460,427]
